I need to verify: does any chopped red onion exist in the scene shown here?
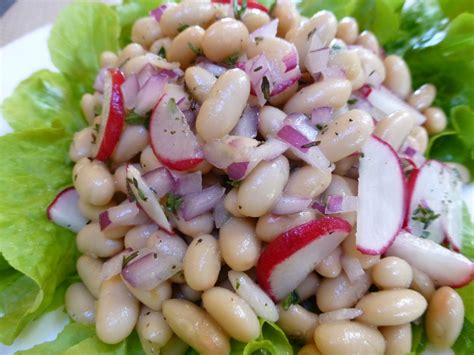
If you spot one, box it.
[137,63,157,88]
[150,4,169,22]
[341,254,365,283]
[319,308,363,324]
[213,196,231,229]
[175,172,203,195]
[101,248,133,280]
[121,74,139,110]
[196,58,227,77]
[272,196,312,215]
[282,49,298,72]
[135,74,167,115]
[311,106,333,126]
[99,202,149,231]
[230,105,259,138]
[159,68,182,82]
[121,252,182,290]
[250,18,278,41]
[312,201,326,214]
[93,68,107,93]
[277,126,311,152]
[325,195,358,214]
[181,184,225,221]
[227,162,250,180]
[143,167,176,198]
[403,146,417,158]
[245,55,272,106]
[306,47,329,79]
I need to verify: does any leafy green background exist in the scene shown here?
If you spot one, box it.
[0,0,473,353]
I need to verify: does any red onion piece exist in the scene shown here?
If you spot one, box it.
[93,68,107,93]
[227,162,250,180]
[121,252,182,290]
[250,18,278,41]
[230,105,259,138]
[312,201,326,214]
[137,64,157,88]
[325,195,358,214]
[150,4,169,22]
[277,126,311,153]
[341,255,365,283]
[159,68,182,82]
[196,58,227,77]
[272,196,312,215]
[403,146,417,158]
[99,202,149,231]
[306,47,329,79]
[282,49,298,72]
[319,308,363,324]
[175,172,203,195]
[101,248,133,280]
[181,184,225,221]
[121,74,139,110]
[213,196,231,229]
[311,106,333,126]
[135,74,167,115]
[143,167,176,199]
[245,55,272,106]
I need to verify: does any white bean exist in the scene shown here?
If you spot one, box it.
[342,231,380,269]
[336,17,359,44]
[77,255,103,298]
[202,287,260,342]
[285,166,332,199]
[160,2,216,37]
[202,19,249,63]
[374,110,416,150]
[69,127,94,162]
[410,266,436,300]
[295,272,320,301]
[183,234,221,291]
[383,55,412,99]
[74,159,114,206]
[380,324,412,355]
[241,8,270,33]
[258,106,287,139]
[167,26,205,68]
[423,107,447,135]
[140,145,163,172]
[372,256,413,290]
[123,279,172,311]
[184,66,217,103]
[173,212,214,237]
[315,247,342,278]
[356,30,380,55]
[111,125,149,164]
[76,223,124,258]
[408,84,436,111]
[124,224,158,250]
[132,17,163,48]
[277,304,318,343]
[136,306,173,351]
[273,0,300,37]
[115,43,146,67]
[224,188,245,217]
[65,283,96,325]
[100,51,118,68]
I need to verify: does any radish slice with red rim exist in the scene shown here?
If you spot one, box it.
[150,97,204,171]
[95,68,126,161]
[47,187,88,232]
[126,164,173,233]
[442,168,463,251]
[386,232,473,288]
[256,217,352,301]
[356,135,406,255]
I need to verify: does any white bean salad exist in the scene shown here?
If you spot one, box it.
[46,0,473,354]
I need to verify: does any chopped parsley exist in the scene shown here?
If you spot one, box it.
[232,0,247,20]
[127,177,148,202]
[235,279,241,290]
[90,133,96,144]
[261,76,271,101]
[165,192,183,213]
[122,250,140,268]
[125,112,150,127]
[316,123,328,134]
[187,42,202,56]
[177,23,189,33]
[224,176,241,188]
[332,44,343,50]
[223,53,240,67]
[282,290,300,310]
[347,98,358,105]
[167,98,178,113]
[158,46,167,58]
[412,204,440,230]
[301,140,321,149]
[254,36,264,44]
[93,123,100,132]
[360,152,365,158]
[307,27,317,40]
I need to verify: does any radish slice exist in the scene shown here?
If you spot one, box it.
[386,232,473,288]
[228,270,279,322]
[150,97,204,171]
[181,184,225,221]
[272,196,312,215]
[143,167,176,199]
[47,187,88,232]
[98,202,149,231]
[356,135,406,255]
[362,85,426,124]
[256,217,352,301]
[121,252,182,290]
[443,168,463,250]
[126,165,172,233]
[95,68,126,161]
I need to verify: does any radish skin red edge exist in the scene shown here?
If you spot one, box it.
[386,232,473,288]
[47,187,88,232]
[95,68,126,161]
[356,135,407,255]
[256,217,352,301]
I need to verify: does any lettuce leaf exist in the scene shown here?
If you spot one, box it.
[1,70,85,134]
[438,0,474,19]
[48,2,120,91]
[0,128,77,344]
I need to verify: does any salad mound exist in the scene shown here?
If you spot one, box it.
[1,0,473,354]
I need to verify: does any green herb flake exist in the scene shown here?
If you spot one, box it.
[316,123,328,134]
[167,98,178,114]
[223,53,240,67]
[301,141,321,149]
[125,112,150,127]
[158,46,166,58]
[282,290,300,310]
[232,0,248,20]
[261,76,271,101]
[255,36,264,44]
[307,27,317,40]
[177,23,189,33]
[187,42,202,56]
[235,280,241,290]
[225,177,241,188]
[122,250,140,268]
[348,98,358,105]
[165,192,183,213]
[412,204,441,230]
